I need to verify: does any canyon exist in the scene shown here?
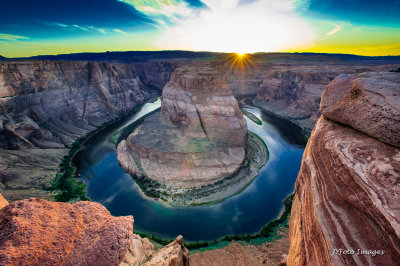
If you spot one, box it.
[2,53,396,202]
[117,65,248,189]
[0,52,400,265]
[0,60,174,201]
[288,72,400,265]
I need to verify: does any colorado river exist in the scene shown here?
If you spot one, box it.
[76,98,306,242]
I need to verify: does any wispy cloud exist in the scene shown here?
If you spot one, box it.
[0,33,29,41]
[47,22,107,34]
[87,26,107,34]
[113,29,128,35]
[119,0,192,25]
[73,24,89,31]
[326,24,341,36]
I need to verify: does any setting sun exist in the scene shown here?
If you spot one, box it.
[236,52,247,57]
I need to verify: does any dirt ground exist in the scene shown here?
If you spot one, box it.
[190,228,289,266]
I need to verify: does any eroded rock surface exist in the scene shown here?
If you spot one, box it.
[288,72,400,265]
[144,236,190,266]
[118,66,247,188]
[321,72,400,147]
[0,195,190,266]
[0,198,134,265]
[121,234,155,266]
[0,61,151,149]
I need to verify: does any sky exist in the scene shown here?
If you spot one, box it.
[0,0,399,57]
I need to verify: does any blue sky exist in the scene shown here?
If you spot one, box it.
[0,0,399,57]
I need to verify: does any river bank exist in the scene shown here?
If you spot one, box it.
[52,96,161,202]
[137,193,294,251]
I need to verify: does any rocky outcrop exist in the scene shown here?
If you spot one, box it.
[0,198,134,265]
[253,64,397,134]
[118,65,247,188]
[321,72,400,147]
[143,236,189,266]
[288,72,400,265]
[121,235,189,266]
[121,234,155,265]
[0,195,189,265]
[255,70,330,132]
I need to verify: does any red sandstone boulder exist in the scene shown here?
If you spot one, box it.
[321,72,400,147]
[0,196,191,265]
[0,198,134,265]
[288,117,400,265]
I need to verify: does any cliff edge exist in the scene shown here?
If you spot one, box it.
[0,194,189,266]
[287,72,400,265]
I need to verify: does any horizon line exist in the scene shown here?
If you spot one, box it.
[2,50,400,60]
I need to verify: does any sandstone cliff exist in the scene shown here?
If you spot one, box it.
[252,64,396,134]
[0,60,159,201]
[133,61,177,91]
[0,194,189,266]
[118,65,247,188]
[0,60,152,149]
[287,72,400,265]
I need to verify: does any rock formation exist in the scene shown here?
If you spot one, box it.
[133,61,177,91]
[287,72,400,265]
[142,236,190,266]
[252,63,397,134]
[0,60,152,149]
[321,72,400,147]
[0,195,189,265]
[118,65,247,188]
[1,54,398,201]
[0,60,162,201]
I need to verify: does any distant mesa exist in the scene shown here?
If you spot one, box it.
[117,65,248,189]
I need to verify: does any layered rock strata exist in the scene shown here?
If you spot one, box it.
[0,60,156,201]
[288,72,400,265]
[0,60,151,149]
[253,64,397,133]
[0,195,189,265]
[118,66,247,188]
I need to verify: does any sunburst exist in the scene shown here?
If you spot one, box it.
[225,53,259,76]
